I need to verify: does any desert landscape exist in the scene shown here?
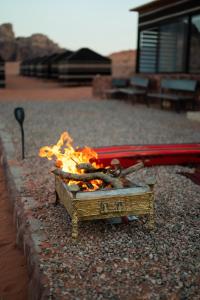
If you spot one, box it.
[0,0,200,297]
[0,62,93,101]
[0,59,200,299]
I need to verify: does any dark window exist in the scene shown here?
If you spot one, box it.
[158,18,188,72]
[139,28,158,73]
[138,18,188,73]
[189,14,200,73]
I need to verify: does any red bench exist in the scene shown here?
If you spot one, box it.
[92,143,200,168]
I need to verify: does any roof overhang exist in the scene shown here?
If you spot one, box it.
[130,0,200,30]
[130,0,169,14]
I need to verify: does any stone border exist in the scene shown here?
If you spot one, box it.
[0,124,50,299]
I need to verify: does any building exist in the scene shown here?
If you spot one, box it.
[50,50,74,79]
[59,48,111,85]
[131,0,200,74]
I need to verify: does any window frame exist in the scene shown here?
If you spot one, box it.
[136,11,200,74]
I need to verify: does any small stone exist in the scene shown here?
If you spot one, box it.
[96,266,103,273]
[123,257,129,262]
[100,273,106,279]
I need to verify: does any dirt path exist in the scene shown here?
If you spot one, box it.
[0,62,94,299]
[0,62,93,101]
[0,159,28,300]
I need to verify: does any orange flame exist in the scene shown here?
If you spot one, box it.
[39,131,102,191]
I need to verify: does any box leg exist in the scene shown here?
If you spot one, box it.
[147,195,155,230]
[72,212,78,239]
[147,212,155,230]
[54,191,59,206]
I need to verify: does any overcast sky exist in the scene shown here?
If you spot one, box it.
[1,0,152,55]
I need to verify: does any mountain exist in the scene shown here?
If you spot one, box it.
[0,23,16,60]
[0,23,64,61]
[109,50,136,77]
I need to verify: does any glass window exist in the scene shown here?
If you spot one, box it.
[139,28,159,73]
[138,18,188,73]
[158,18,188,72]
[189,14,200,73]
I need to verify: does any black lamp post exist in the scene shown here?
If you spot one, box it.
[14,107,25,159]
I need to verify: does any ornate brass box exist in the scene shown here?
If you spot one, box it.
[55,176,155,238]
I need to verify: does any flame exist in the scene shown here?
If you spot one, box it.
[39,131,103,191]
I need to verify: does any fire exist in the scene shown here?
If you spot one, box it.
[39,131,103,191]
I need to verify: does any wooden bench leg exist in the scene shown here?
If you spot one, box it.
[192,100,196,111]
[145,95,149,107]
[160,99,163,109]
[175,100,181,113]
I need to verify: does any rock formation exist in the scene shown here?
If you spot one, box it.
[0,23,64,61]
[109,50,136,77]
[0,23,17,61]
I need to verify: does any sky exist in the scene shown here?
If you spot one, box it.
[1,0,152,56]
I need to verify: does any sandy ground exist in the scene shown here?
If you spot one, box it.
[0,63,93,299]
[0,99,199,299]
[0,62,93,101]
[1,63,200,299]
[0,160,28,299]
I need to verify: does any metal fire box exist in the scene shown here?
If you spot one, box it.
[55,176,155,239]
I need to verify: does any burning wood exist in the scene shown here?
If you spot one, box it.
[53,160,144,191]
[120,161,144,176]
[39,131,145,192]
[52,169,123,189]
[39,132,156,239]
[110,159,122,177]
[77,163,107,173]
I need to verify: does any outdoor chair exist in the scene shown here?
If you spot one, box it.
[105,78,128,99]
[147,79,198,113]
[118,76,149,102]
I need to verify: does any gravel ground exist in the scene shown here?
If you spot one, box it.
[0,100,200,299]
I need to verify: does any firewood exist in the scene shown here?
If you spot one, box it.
[77,163,96,172]
[120,177,135,187]
[52,169,123,189]
[85,182,94,189]
[109,158,122,177]
[145,176,156,190]
[77,163,106,173]
[120,162,144,177]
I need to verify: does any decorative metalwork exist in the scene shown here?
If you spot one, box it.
[55,176,155,239]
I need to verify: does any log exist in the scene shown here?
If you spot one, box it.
[52,169,123,189]
[77,163,96,172]
[77,163,108,174]
[145,176,156,190]
[109,158,122,177]
[120,177,135,188]
[120,162,144,177]
[85,182,94,189]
